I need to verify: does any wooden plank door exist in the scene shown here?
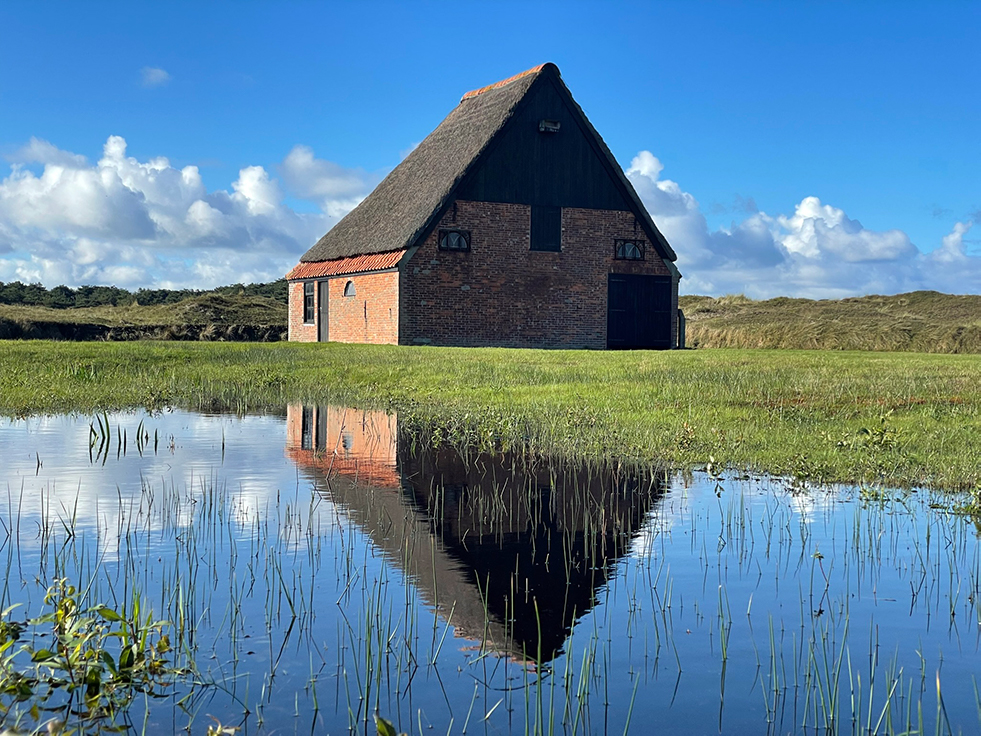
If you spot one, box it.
[607,274,672,349]
[317,281,329,342]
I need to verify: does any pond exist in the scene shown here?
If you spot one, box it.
[1,406,979,734]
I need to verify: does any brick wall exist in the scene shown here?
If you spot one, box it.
[400,200,678,349]
[288,280,318,342]
[328,271,399,344]
[288,271,400,344]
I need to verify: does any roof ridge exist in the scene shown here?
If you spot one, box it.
[460,63,549,101]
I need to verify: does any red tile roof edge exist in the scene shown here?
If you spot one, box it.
[285,250,407,281]
[461,64,547,101]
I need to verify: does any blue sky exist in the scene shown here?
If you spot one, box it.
[1,1,978,297]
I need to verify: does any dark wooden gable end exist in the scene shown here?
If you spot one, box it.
[431,64,677,270]
[456,72,630,209]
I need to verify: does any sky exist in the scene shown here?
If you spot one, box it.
[0,1,978,298]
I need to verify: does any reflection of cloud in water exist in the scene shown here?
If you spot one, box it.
[628,472,843,558]
[0,411,306,560]
[785,486,842,523]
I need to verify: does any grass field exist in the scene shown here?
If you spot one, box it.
[1,341,979,491]
[681,290,981,352]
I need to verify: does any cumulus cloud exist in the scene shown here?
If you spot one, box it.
[140,67,171,88]
[0,136,365,289]
[3,135,977,298]
[279,145,378,217]
[919,221,981,293]
[626,151,981,298]
[8,137,88,168]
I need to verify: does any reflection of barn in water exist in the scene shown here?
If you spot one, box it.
[285,405,665,665]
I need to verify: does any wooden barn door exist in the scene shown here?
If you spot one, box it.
[607,274,672,349]
[317,280,329,342]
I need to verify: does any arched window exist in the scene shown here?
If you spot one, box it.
[439,229,471,251]
[343,280,356,297]
[615,239,645,261]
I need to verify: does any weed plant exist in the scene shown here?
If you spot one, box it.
[0,579,182,733]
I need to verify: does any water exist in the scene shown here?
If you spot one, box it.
[1,406,979,734]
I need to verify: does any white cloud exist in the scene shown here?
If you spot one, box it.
[399,141,421,160]
[2,136,977,297]
[140,67,171,88]
[8,137,88,168]
[920,221,981,293]
[232,166,282,216]
[626,151,981,298]
[776,197,915,263]
[279,145,377,217]
[0,136,351,289]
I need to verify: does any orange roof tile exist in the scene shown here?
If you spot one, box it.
[461,64,546,101]
[285,250,407,280]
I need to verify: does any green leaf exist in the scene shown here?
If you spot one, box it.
[119,646,135,672]
[374,713,399,736]
[31,648,55,662]
[96,605,123,622]
[100,649,118,674]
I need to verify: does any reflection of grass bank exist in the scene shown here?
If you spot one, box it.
[1,341,979,489]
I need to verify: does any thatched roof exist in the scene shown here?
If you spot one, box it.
[301,65,546,263]
[299,63,677,267]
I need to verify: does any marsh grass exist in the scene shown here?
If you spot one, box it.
[1,341,979,489]
[0,294,285,329]
[0,295,286,342]
[681,291,981,353]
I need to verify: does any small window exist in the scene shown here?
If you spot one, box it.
[303,282,315,323]
[343,281,356,297]
[531,206,561,252]
[615,239,645,261]
[439,229,470,251]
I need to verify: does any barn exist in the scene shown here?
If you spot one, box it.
[286,63,682,349]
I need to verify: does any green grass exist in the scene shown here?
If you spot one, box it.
[1,341,979,490]
[681,290,981,353]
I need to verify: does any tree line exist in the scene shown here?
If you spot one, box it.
[0,279,288,308]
